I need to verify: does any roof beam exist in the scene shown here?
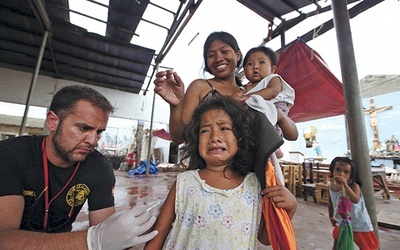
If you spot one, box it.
[274,0,384,52]
[144,0,203,94]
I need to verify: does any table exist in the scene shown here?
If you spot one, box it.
[313,169,331,184]
[306,157,327,163]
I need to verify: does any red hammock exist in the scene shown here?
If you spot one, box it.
[276,39,346,123]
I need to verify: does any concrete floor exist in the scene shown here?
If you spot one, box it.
[73,170,400,249]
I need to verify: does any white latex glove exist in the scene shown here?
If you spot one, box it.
[87,205,158,250]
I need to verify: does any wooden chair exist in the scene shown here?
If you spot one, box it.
[302,161,317,183]
[281,165,303,197]
[316,183,329,204]
[303,183,316,203]
[292,165,303,197]
[282,165,293,193]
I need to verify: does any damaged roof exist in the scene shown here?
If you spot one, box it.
[0,0,384,95]
[238,0,383,49]
[361,75,400,99]
[0,0,158,93]
[0,0,204,94]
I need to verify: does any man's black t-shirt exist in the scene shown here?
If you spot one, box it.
[0,135,115,233]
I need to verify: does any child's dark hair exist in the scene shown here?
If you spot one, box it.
[181,96,257,178]
[203,31,242,86]
[329,156,362,187]
[243,46,278,68]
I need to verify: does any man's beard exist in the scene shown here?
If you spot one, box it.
[52,123,94,163]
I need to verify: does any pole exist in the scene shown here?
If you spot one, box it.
[19,30,49,136]
[331,0,379,241]
[145,63,159,175]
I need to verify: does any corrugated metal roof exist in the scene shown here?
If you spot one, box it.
[0,0,384,95]
[238,0,382,49]
[0,0,155,94]
[361,75,400,98]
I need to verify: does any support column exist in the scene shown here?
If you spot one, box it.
[331,0,379,240]
[19,30,49,136]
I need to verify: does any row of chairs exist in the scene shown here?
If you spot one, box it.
[281,162,330,204]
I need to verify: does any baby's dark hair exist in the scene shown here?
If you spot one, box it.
[329,156,362,187]
[181,96,257,178]
[243,46,278,67]
[203,31,242,86]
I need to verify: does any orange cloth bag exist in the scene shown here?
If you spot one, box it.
[263,161,297,249]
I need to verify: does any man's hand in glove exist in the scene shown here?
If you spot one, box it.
[87,205,158,250]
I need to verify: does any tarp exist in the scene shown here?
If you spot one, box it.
[152,129,171,141]
[128,160,158,175]
[276,39,346,123]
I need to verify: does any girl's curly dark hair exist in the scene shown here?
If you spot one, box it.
[329,156,362,187]
[181,96,257,179]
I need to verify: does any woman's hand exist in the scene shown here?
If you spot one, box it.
[236,95,250,103]
[154,70,185,106]
[231,89,246,101]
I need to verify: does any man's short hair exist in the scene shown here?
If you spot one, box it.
[49,85,115,119]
